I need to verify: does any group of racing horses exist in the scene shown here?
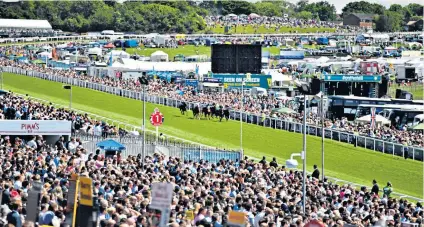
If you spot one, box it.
[178,102,230,122]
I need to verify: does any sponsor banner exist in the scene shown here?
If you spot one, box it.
[228,211,246,227]
[150,183,173,210]
[212,74,272,89]
[0,120,71,135]
[323,74,381,82]
[203,78,223,83]
[121,71,143,80]
[79,177,93,206]
[185,79,199,88]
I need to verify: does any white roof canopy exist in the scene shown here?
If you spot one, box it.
[0,19,52,30]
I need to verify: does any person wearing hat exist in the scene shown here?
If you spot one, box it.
[383,182,392,197]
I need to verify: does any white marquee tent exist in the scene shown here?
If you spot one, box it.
[150,51,169,62]
[0,19,52,30]
[109,50,130,59]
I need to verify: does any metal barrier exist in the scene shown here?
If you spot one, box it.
[3,66,423,162]
[77,133,242,163]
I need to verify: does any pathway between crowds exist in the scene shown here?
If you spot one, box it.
[3,72,424,200]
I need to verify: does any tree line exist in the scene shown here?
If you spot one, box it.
[0,0,422,33]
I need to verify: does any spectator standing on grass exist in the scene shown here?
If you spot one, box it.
[372,179,379,196]
[383,182,393,197]
[270,157,278,168]
[312,164,320,179]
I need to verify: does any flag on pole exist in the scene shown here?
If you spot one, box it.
[370,107,376,130]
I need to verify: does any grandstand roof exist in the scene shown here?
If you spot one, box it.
[0,19,52,30]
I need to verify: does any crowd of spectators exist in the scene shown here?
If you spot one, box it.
[0,54,422,148]
[204,15,363,33]
[0,29,56,38]
[0,133,422,227]
[0,44,422,227]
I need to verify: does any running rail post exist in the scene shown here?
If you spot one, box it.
[70,86,72,110]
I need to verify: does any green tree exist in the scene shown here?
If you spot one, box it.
[255,2,282,17]
[296,11,313,20]
[388,4,403,13]
[375,10,403,32]
[342,1,385,16]
[221,0,256,15]
[298,1,336,21]
[405,3,423,16]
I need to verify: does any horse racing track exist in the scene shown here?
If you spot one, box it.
[3,72,424,198]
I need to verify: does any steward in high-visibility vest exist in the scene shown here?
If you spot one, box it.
[383,182,393,197]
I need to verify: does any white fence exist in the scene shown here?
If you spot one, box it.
[0,31,422,45]
[2,66,423,162]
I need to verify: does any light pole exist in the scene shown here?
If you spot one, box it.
[240,80,244,152]
[302,94,307,214]
[320,89,325,181]
[142,84,146,161]
[138,76,149,168]
[294,80,311,215]
[0,69,3,90]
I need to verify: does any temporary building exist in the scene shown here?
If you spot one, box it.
[151,51,169,62]
[88,47,102,56]
[0,19,52,29]
[114,59,211,75]
[109,50,130,59]
[38,51,52,59]
[355,114,391,125]
[124,40,139,48]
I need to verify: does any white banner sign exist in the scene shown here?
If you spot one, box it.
[0,120,72,135]
[122,71,144,80]
[150,183,173,210]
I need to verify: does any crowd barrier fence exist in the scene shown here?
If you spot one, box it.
[1,31,421,44]
[77,133,242,164]
[2,66,423,162]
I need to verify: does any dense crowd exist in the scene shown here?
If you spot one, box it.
[0,29,56,38]
[204,15,363,33]
[0,55,423,148]
[0,132,422,227]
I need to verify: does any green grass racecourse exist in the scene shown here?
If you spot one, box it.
[3,73,423,198]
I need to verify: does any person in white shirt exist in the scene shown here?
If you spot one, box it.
[26,136,37,149]
[94,124,102,136]
[67,137,78,153]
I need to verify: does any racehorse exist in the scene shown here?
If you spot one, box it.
[192,105,200,120]
[202,105,211,119]
[222,107,230,121]
[178,102,187,115]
